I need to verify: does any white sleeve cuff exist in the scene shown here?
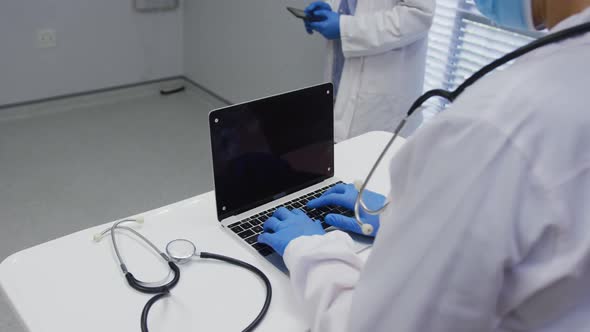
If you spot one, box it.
[283,231,359,271]
[339,15,356,58]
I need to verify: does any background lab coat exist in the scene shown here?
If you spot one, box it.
[284,8,590,332]
[325,0,435,141]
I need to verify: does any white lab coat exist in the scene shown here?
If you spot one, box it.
[325,0,435,142]
[284,8,590,332]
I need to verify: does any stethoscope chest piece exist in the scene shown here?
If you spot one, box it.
[166,239,198,264]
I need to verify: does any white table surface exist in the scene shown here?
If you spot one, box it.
[0,131,405,332]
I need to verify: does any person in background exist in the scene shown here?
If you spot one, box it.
[304,0,435,141]
[260,0,590,330]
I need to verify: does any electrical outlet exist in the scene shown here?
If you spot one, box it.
[37,29,56,48]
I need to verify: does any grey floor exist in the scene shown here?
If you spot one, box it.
[0,85,226,331]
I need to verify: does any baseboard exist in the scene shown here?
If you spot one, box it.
[0,76,189,111]
[0,76,232,112]
[0,76,232,122]
[181,76,232,106]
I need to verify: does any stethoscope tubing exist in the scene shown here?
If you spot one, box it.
[139,252,272,332]
[126,261,180,294]
[96,221,273,332]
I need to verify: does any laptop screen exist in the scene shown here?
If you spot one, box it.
[209,83,334,220]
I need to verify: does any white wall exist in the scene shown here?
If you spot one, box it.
[183,0,327,104]
[0,1,183,106]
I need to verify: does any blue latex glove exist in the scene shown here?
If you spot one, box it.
[304,1,332,15]
[258,207,325,256]
[308,9,341,40]
[307,183,386,236]
[304,2,332,34]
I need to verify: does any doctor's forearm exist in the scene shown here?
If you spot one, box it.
[340,1,435,58]
[284,231,364,331]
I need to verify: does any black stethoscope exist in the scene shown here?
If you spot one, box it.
[94,218,272,332]
[352,21,590,236]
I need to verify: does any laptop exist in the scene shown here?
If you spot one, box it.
[209,83,372,271]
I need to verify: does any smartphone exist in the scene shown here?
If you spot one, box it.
[286,7,323,22]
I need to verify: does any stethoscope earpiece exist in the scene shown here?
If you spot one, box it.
[95,218,182,294]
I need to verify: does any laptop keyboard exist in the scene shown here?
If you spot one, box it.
[227,181,355,256]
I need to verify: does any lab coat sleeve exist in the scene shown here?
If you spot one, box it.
[340,0,435,58]
[283,231,365,331]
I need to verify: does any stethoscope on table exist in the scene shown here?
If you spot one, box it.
[353,21,590,236]
[94,218,272,332]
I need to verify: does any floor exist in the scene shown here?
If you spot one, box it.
[0,84,226,331]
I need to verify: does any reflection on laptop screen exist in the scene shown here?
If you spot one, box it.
[210,83,334,220]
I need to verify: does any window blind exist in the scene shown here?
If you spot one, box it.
[422,0,538,117]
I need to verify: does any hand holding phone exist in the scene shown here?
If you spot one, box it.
[286,7,324,22]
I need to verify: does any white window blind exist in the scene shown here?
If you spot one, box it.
[422,0,539,117]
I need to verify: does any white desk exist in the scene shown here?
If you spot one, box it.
[0,131,405,332]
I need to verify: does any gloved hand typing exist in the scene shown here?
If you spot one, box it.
[303,1,341,40]
[307,183,386,237]
[257,207,326,256]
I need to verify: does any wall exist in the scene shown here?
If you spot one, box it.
[0,1,183,106]
[183,0,327,104]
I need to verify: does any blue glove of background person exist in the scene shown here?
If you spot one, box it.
[305,1,332,15]
[303,2,332,34]
[307,183,386,236]
[304,2,341,40]
[258,207,325,256]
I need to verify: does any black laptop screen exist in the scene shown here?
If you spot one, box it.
[210,83,334,220]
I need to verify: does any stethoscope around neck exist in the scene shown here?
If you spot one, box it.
[353,21,590,236]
